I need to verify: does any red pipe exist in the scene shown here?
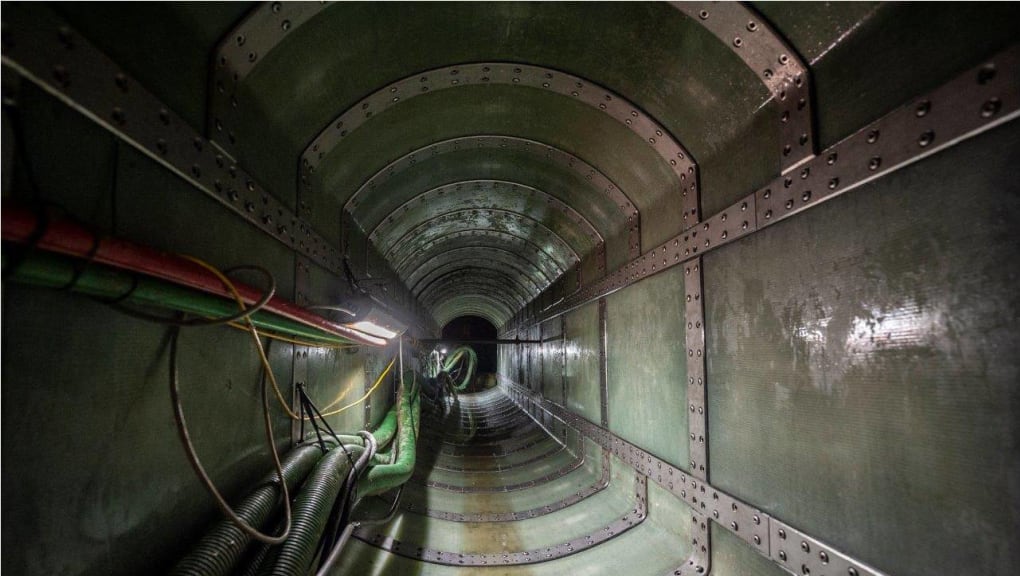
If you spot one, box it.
[2,206,387,347]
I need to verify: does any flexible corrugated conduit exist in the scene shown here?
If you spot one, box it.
[171,444,324,576]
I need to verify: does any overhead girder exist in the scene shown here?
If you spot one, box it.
[418,268,532,304]
[433,295,515,328]
[418,269,533,310]
[347,135,638,246]
[404,246,552,294]
[368,179,601,251]
[205,3,799,231]
[383,213,579,276]
[393,232,565,285]
[410,257,544,301]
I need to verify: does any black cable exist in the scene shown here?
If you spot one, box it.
[56,229,102,291]
[168,319,292,545]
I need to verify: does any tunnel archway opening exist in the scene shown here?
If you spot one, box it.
[441,315,497,390]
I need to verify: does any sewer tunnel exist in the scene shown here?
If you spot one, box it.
[1,3,1019,576]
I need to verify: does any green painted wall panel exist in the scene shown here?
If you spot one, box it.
[564,302,601,423]
[704,124,1020,575]
[710,523,788,576]
[606,266,689,469]
[541,319,565,404]
[0,288,294,575]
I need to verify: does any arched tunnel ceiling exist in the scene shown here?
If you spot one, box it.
[37,2,858,326]
[201,1,783,326]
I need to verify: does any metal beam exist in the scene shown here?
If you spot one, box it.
[301,62,698,228]
[502,377,888,576]
[522,43,1020,328]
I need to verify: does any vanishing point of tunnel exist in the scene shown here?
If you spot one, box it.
[1,2,1018,576]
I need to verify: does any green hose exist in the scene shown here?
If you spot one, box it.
[358,375,421,497]
[1,248,356,346]
[441,346,477,391]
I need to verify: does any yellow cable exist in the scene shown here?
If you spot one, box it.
[224,321,355,349]
[180,254,394,422]
[181,255,302,420]
[316,357,395,417]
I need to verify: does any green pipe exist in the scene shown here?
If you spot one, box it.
[2,249,355,346]
[358,376,421,497]
[442,346,477,391]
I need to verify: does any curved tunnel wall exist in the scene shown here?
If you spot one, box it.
[1,2,1018,576]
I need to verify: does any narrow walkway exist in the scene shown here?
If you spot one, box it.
[333,387,691,575]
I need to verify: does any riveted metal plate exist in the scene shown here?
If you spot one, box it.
[209,1,332,158]
[385,211,579,272]
[665,511,711,576]
[404,245,555,289]
[673,2,815,172]
[530,43,1019,329]
[756,43,1020,227]
[770,519,885,576]
[347,135,641,257]
[367,179,603,246]
[301,62,698,226]
[684,257,708,479]
[354,472,647,566]
[0,6,341,271]
[501,378,885,575]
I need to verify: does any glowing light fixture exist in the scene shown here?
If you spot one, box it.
[345,306,407,341]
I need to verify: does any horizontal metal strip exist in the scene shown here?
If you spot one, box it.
[429,441,567,474]
[500,377,888,576]
[353,473,647,566]
[381,207,584,263]
[367,179,603,246]
[411,453,585,493]
[417,268,536,307]
[516,43,1020,331]
[301,62,698,223]
[403,450,610,523]
[393,228,568,281]
[346,135,639,249]
[0,5,341,272]
[407,247,552,293]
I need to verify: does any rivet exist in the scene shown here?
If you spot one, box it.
[915,100,931,117]
[866,130,880,144]
[918,130,935,147]
[765,209,773,219]
[763,189,772,199]
[981,98,1001,118]
[753,515,761,525]
[785,199,794,210]
[731,521,738,530]
[826,152,838,165]
[976,63,996,85]
[779,551,787,561]
[828,177,839,190]
[819,551,829,564]
[801,190,812,202]
[754,535,761,545]
[868,156,882,171]
[778,529,787,539]
[801,541,810,553]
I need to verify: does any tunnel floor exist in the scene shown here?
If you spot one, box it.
[334,387,689,574]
